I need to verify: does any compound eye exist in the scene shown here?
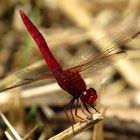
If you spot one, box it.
[89,88,96,95]
[86,88,97,105]
[88,95,97,105]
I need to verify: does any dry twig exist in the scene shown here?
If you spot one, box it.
[49,113,103,140]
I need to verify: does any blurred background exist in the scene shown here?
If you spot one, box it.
[0,0,140,139]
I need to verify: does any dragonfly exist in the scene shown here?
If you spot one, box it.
[0,10,139,123]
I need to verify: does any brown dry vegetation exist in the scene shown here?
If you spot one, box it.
[0,0,140,140]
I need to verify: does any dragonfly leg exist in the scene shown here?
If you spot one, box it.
[64,98,76,134]
[64,98,76,124]
[80,101,90,117]
[74,99,85,121]
[69,98,76,124]
[69,98,76,134]
[90,104,100,113]
[83,103,92,115]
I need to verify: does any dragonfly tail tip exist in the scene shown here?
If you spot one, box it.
[19,9,25,16]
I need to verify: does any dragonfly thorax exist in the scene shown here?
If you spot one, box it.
[80,88,97,105]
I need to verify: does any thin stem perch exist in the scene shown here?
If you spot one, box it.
[49,113,103,140]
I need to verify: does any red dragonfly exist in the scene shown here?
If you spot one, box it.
[0,10,139,123]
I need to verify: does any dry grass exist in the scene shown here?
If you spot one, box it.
[0,0,140,139]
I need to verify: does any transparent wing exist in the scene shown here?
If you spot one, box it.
[0,62,54,93]
[68,24,140,70]
[0,71,53,93]
[68,47,126,73]
[15,64,50,80]
[67,26,140,73]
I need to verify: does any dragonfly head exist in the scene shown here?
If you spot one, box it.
[80,88,97,105]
